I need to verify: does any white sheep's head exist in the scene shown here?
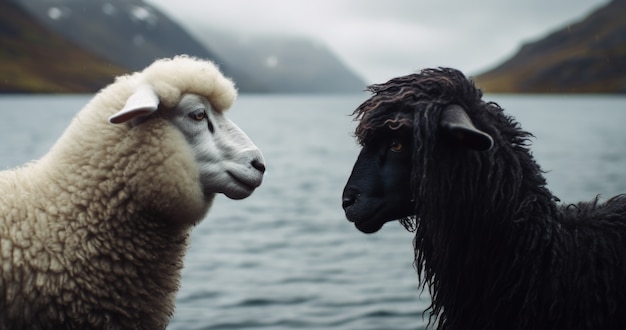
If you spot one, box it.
[108,84,265,200]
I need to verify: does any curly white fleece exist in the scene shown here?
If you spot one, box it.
[0,56,236,329]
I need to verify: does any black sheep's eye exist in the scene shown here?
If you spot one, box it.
[189,109,207,121]
[390,140,404,152]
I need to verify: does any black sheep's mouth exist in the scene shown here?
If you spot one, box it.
[346,206,388,234]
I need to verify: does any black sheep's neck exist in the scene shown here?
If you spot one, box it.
[413,139,559,328]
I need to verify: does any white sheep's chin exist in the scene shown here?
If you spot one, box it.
[223,187,254,200]
[221,185,256,200]
[218,168,264,200]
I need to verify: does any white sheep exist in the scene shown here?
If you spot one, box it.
[0,55,265,329]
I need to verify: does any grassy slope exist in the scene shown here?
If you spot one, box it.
[0,1,128,93]
[474,0,626,93]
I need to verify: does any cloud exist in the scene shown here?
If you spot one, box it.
[146,0,610,83]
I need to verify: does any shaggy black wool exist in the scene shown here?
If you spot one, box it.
[352,68,626,330]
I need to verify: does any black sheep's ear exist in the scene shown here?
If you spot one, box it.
[440,104,493,151]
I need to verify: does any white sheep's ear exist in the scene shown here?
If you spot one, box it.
[109,84,160,124]
[440,104,494,151]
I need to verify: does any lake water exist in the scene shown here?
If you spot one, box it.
[0,94,625,329]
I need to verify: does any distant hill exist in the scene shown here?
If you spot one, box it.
[0,1,127,93]
[474,0,626,93]
[12,0,264,93]
[3,0,366,94]
[191,31,367,94]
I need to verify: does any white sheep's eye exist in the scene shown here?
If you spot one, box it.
[189,110,207,121]
[390,140,404,152]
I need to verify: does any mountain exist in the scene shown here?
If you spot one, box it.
[11,0,264,93]
[3,0,365,94]
[0,1,127,93]
[191,31,367,94]
[474,0,626,93]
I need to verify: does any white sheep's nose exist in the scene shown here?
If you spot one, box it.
[240,148,265,184]
[251,158,266,174]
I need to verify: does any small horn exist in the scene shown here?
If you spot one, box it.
[440,104,493,151]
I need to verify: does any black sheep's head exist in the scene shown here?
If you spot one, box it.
[342,126,414,233]
[342,68,493,233]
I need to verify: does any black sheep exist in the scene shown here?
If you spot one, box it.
[341,67,626,330]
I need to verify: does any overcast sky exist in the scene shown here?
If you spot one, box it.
[146,0,610,84]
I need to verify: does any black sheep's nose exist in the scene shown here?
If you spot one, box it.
[342,191,357,209]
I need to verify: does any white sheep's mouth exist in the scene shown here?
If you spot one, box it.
[224,170,263,200]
